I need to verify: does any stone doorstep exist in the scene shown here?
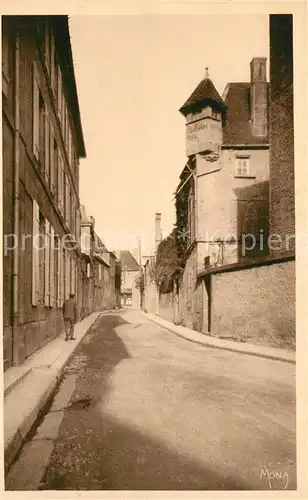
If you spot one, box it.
[142,312,296,364]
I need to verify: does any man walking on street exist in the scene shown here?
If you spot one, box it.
[63,293,77,341]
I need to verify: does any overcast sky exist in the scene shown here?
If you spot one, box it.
[69,15,269,259]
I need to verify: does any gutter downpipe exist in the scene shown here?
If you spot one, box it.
[12,26,20,366]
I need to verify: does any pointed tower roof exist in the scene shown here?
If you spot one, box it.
[179,70,226,115]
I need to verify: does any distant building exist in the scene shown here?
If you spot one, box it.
[118,250,140,306]
[79,205,95,319]
[79,205,118,317]
[2,16,85,369]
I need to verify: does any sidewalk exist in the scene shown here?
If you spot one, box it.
[4,310,112,474]
[142,312,295,364]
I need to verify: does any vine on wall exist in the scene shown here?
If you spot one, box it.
[154,171,192,293]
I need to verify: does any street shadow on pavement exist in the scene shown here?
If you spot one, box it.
[39,314,278,491]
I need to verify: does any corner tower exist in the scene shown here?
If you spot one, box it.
[179,68,227,158]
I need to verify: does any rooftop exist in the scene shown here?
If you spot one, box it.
[222,82,269,145]
[119,251,140,272]
[179,76,226,116]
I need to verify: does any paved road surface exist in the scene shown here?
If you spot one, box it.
[39,310,296,490]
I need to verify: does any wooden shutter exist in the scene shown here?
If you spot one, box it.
[44,22,50,72]
[32,62,40,160]
[68,129,71,168]
[50,34,56,96]
[58,153,64,214]
[44,219,51,306]
[70,257,74,295]
[44,111,50,185]
[65,178,70,227]
[32,199,40,305]
[56,237,60,307]
[61,247,66,306]
[50,226,55,307]
[50,121,55,194]
[57,70,62,122]
[57,152,62,211]
[65,250,70,299]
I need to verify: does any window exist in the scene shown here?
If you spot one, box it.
[50,34,57,99]
[44,22,51,73]
[68,129,72,168]
[32,199,40,305]
[87,263,91,278]
[39,92,45,169]
[50,125,57,195]
[212,110,220,120]
[39,211,45,304]
[70,257,74,295]
[57,153,64,214]
[235,157,250,177]
[98,264,102,281]
[44,111,50,184]
[70,196,75,237]
[64,249,70,300]
[55,235,62,308]
[65,177,70,228]
[44,219,51,306]
[57,69,62,121]
[33,62,40,159]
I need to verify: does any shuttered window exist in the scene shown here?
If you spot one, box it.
[44,22,50,73]
[57,69,62,123]
[50,34,57,98]
[56,236,61,308]
[65,178,70,228]
[32,62,40,160]
[58,153,64,214]
[44,219,51,306]
[50,226,55,307]
[50,121,55,195]
[44,111,50,185]
[62,248,66,302]
[32,199,40,305]
[70,257,77,295]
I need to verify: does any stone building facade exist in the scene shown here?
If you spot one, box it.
[155,17,295,348]
[2,16,85,369]
[79,205,118,318]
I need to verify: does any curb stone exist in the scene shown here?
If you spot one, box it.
[141,312,295,364]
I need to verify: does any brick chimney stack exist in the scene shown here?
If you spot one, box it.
[155,213,162,252]
[250,57,268,137]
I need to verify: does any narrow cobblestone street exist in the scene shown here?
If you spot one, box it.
[29,310,297,491]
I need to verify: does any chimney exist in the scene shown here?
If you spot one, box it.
[155,213,162,252]
[250,57,268,137]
